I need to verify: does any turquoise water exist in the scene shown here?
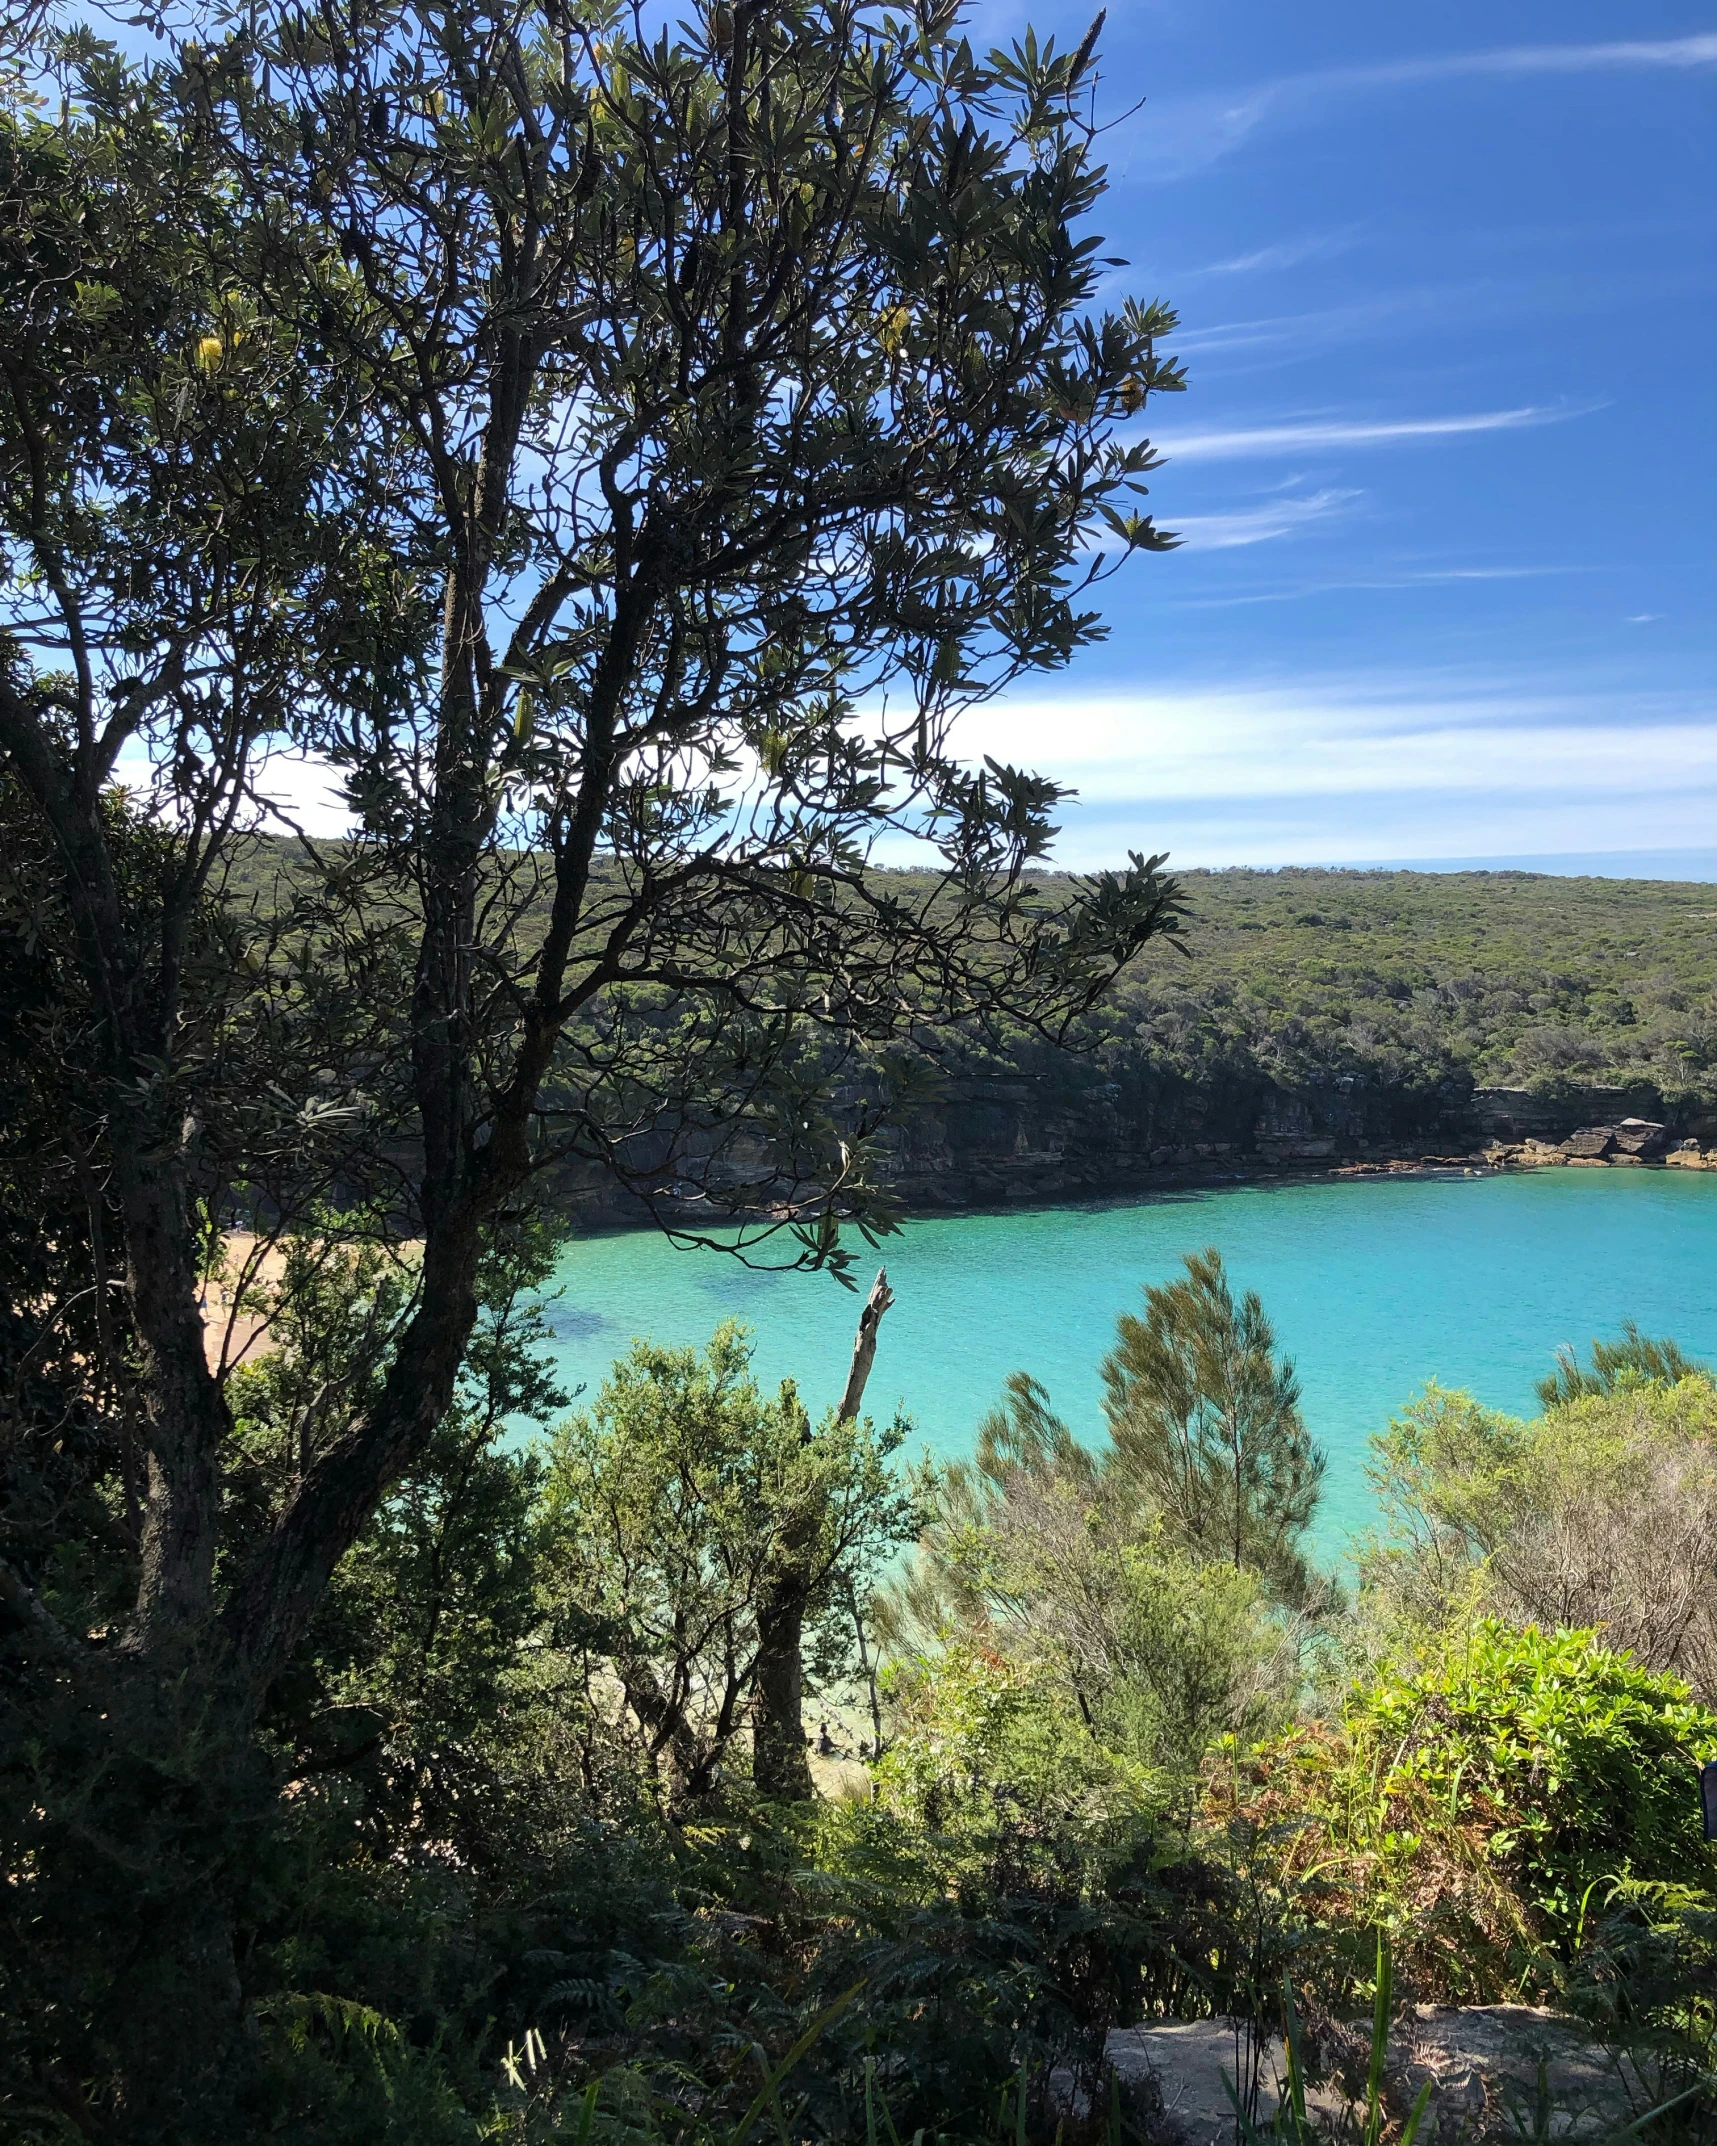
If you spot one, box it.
[536,1170,1717,1552]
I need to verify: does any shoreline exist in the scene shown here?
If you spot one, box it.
[558,1140,1717,1244]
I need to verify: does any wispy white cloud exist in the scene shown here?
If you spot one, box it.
[1384,565,1587,584]
[1171,487,1360,548]
[1341,35,1717,85]
[1169,266,1710,368]
[1172,299,1425,362]
[1131,36,1717,180]
[1195,229,1361,276]
[1153,403,1590,462]
[1170,563,1597,608]
[936,677,1717,868]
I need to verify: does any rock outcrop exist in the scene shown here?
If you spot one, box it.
[545,1075,1713,1229]
[1108,2006,1660,2145]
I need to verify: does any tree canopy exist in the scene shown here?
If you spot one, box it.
[1103,1247,1325,1602]
[0,3,1188,2128]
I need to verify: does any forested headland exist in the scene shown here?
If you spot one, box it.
[212,840,1717,1225]
[1085,858,1717,1108]
[749,858,1717,1214]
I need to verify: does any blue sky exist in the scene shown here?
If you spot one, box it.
[946,1,1717,871]
[104,3,1716,873]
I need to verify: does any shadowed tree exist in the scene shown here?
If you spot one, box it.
[752,1263,894,1797]
[542,1323,913,1804]
[1102,1247,1324,1603]
[0,2,1187,2127]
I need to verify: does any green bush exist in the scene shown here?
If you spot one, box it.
[1354,1622,1717,1934]
[872,1641,1161,1886]
[1359,1373,1717,1702]
[1225,1621,1717,2003]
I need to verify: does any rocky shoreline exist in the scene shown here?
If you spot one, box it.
[840,1081,1717,1209]
[1076,1117,1717,1202]
[546,1084,1717,1233]
[1481,1115,1717,1174]
[1313,1115,1717,1187]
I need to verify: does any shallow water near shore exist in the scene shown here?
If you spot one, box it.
[536,1169,1717,1554]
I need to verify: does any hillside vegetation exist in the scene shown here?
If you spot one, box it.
[213,847,1717,1220]
[1073,864,1717,1105]
[7,0,1713,2124]
[225,842,1717,1106]
[815,862,1717,1213]
[23,1228,1717,2141]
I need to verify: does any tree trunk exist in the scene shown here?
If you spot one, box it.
[845,1572,885,1764]
[838,1267,895,1425]
[751,1269,892,1800]
[750,1576,815,1800]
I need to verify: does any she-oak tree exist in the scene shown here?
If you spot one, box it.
[0,0,1185,2124]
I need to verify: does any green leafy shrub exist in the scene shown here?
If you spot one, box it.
[872,1641,1161,1888]
[1221,1621,1717,2003]
[1360,1373,1717,1701]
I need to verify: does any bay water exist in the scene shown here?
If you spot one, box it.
[537,1168,1717,1553]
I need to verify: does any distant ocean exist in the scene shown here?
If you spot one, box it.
[1330,848,1717,881]
[534,1169,1717,1556]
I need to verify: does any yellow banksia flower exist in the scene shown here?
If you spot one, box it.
[878,304,911,356]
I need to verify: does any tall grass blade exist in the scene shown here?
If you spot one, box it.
[1399,2076,1435,2146]
[1280,1973,1308,2138]
[1364,1931,1394,2146]
[720,1979,866,2146]
[1596,2081,1710,2141]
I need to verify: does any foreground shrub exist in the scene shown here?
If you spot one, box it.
[1218,1620,1717,2005]
[1360,1374,1717,1702]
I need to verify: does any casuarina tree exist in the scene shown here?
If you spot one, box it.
[0,2,1186,2130]
[1102,1248,1325,1603]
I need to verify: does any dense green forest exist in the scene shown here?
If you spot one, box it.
[729,862,1717,1216]
[18,1221,1717,2141]
[807,862,1717,1215]
[212,844,1717,1225]
[224,842,1717,1109]
[1094,866,1717,1107]
[1106,865,1717,1102]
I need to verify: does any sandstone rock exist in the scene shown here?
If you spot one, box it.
[1106,2005,1657,2145]
[1103,2020,1320,2143]
[1613,1117,1668,1156]
[1379,2005,1650,2143]
[1561,1128,1616,1159]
